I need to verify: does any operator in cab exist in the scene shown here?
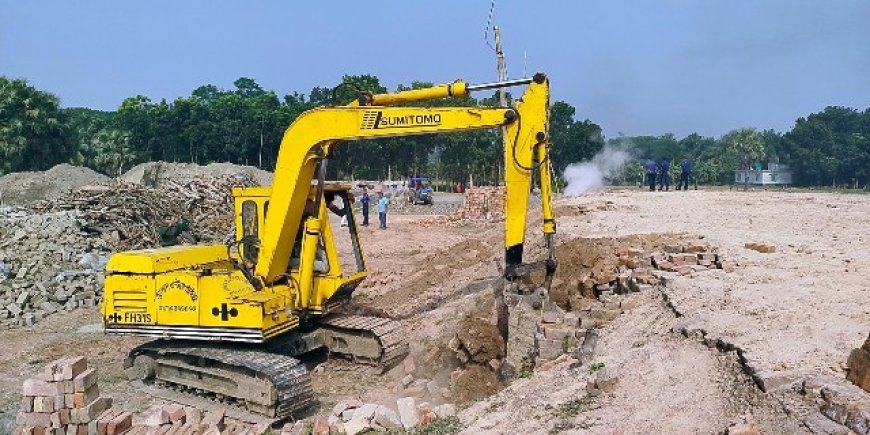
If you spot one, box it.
[289,190,353,272]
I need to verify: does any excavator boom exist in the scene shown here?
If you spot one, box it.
[256,73,555,287]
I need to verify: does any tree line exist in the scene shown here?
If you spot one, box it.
[2,74,868,188]
[610,107,870,188]
[0,75,603,186]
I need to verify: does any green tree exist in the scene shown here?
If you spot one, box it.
[0,77,71,173]
[116,95,156,161]
[89,129,136,176]
[722,127,765,170]
[782,106,869,186]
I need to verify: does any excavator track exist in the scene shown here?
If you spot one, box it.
[127,341,314,420]
[318,315,409,371]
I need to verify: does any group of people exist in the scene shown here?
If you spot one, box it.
[643,159,692,191]
[358,187,389,230]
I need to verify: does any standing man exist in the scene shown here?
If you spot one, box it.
[644,159,658,191]
[659,159,671,191]
[360,186,370,226]
[679,159,692,191]
[377,191,389,229]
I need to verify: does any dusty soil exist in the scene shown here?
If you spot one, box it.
[0,164,110,205]
[2,188,870,434]
[455,316,505,364]
[561,189,870,381]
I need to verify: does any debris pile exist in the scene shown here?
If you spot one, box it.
[559,240,736,309]
[35,175,258,250]
[0,174,260,328]
[120,161,273,187]
[0,164,111,206]
[518,239,738,373]
[0,208,106,328]
[649,242,737,275]
[136,404,265,434]
[801,374,870,434]
[387,355,451,405]
[281,397,457,435]
[15,357,117,434]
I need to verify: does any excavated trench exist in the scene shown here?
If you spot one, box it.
[310,232,834,433]
[447,235,809,433]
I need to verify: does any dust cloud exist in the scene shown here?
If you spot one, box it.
[563,145,632,196]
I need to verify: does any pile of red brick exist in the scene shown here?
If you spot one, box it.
[453,187,506,222]
[15,356,124,435]
[14,356,270,435]
[650,242,736,275]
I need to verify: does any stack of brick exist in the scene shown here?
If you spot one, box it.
[847,333,870,393]
[15,356,120,435]
[649,243,735,276]
[453,187,506,222]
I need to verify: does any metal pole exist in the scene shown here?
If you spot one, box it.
[494,26,508,107]
[493,25,509,186]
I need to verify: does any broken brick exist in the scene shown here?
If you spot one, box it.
[744,242,776,253]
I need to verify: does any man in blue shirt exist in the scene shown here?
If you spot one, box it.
[377,191,389,229]
[643,160,658,191]
[659,159,671,191]
[679,159,692,191]
[360,186,370,226]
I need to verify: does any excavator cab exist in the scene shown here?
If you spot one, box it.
[232,183,367,312]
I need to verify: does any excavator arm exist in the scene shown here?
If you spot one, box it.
[255,73,556,290]
[101,74,558,417]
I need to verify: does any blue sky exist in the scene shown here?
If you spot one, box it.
[2,1,868,137]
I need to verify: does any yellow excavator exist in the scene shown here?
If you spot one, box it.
[101,73,557,418]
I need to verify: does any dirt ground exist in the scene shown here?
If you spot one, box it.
[1,188,869,434]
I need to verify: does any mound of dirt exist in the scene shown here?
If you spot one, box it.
[456,316,505,364]
[0,164,110,206]
[120,162,272,187]
[451,364,503,405]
